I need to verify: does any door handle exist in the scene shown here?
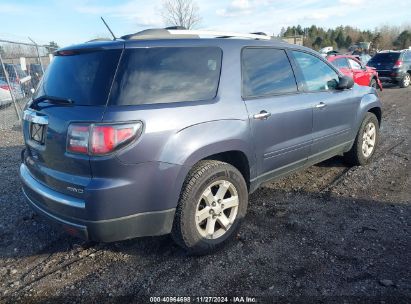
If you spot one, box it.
[315,102,327,109]
[253,110,271,120]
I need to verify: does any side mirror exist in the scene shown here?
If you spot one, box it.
[337,75,354,90]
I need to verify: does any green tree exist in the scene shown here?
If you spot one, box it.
[335,31,345,49]
[345,35,353,48]
[394,30,411,49]
[356,35,364,43]
[46,41,59,52]
[372,32,382,49]
[312,36,323,49]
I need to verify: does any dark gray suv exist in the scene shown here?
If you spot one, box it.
[20,29,382,254]
[367,49,411,88]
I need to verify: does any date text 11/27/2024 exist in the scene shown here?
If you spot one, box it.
[149,296,257,303]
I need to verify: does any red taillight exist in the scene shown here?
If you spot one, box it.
[0,84,10,90]
[394,60,403,68]
[57,50,77,56]
[67,123,141,155]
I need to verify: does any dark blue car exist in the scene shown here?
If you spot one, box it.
[20,29,382,254]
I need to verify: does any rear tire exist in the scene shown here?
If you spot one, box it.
[171,160,248,255]
[400,72,410,88]
[344,113,379,166]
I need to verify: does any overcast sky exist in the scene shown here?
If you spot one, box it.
[0,0,410,47]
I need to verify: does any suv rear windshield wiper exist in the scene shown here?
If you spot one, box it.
[30,95,74,108]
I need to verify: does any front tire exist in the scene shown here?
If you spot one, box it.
[400,72,410,88]
[171,160,248,255]
[344,113,379,166]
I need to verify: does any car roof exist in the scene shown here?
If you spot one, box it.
[58,29,315,55]
[328,54,359,61]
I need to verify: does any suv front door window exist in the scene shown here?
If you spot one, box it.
[292,51,339,91]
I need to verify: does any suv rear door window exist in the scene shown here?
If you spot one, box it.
[109,47,222,105]
[292,51,339,91]
[242,48,297,97]
[34,49,122,106]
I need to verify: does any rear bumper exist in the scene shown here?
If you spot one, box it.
[20,163,176,242]
[379,76,402,83]
[377,71,404,83]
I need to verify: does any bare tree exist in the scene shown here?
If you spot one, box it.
[161,0,201,29]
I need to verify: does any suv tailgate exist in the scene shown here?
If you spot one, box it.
[22,44,123,198]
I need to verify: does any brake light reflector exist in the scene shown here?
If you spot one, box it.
[393,60,403,68]
[67,122,142,155]
[67,125,89,154]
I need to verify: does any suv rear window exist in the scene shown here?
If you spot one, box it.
[368,53,400,65]
[34,50,122,106]
[109,47,222,105]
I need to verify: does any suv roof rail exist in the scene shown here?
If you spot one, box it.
[165,26,187,30]
[120,29,199,40]
[86,38,113,43]
[167,30,271,40]
[378,50,400,53]
[121,28,272,41]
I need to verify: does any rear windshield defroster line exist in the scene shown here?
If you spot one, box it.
[109,47,223,106]
[33,49,122,106]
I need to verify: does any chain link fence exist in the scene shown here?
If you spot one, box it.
[0,39,57,130]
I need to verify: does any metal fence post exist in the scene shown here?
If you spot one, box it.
[0,51,21,121]
[28,37,45,74]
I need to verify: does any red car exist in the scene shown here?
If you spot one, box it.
[328,55,383,91]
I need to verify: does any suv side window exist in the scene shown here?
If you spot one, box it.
[404,51,411,61]
[332,57,350,69]
[292,51,339,91]
[242,48,297,98]
[109,47,222,105]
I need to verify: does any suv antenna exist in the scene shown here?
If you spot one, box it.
[101,17,117,40]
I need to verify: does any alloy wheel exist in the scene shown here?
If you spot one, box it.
[362,122,376,157]
[195,180,239,239]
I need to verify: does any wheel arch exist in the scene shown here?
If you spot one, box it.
[202,150,250,191]
[160,119,255,208]
[357,92,382,126]
[368,107,382,126]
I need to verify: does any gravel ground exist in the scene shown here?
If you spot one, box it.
[0,87,410,303]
